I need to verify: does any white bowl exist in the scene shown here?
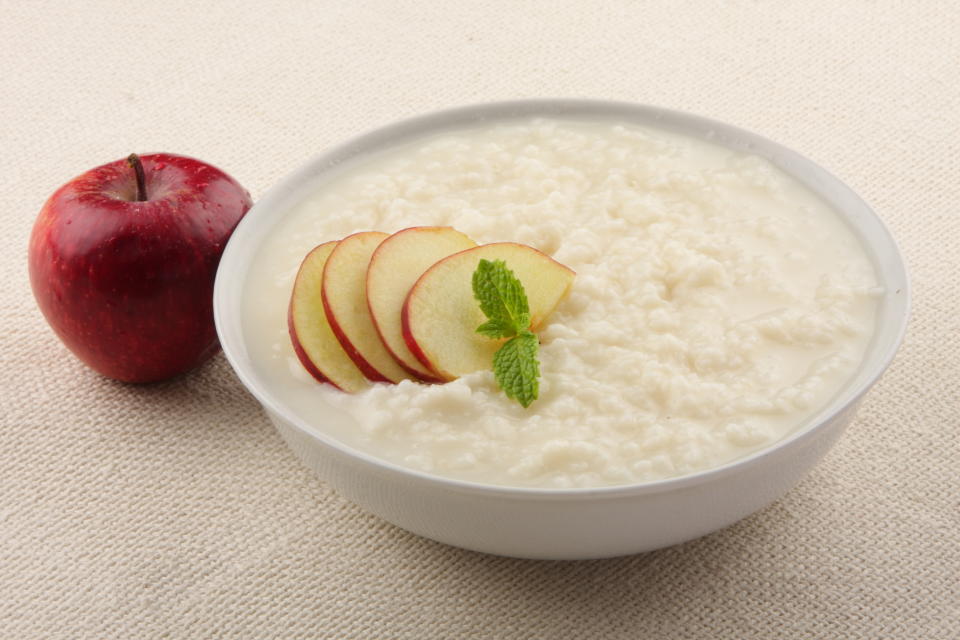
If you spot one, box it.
[214,100,909,560]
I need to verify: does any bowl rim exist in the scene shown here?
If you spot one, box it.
[214,98,910,500]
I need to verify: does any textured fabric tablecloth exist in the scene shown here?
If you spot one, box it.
[2,1,957,637]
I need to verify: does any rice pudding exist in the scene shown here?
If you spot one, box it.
[243,119,880,488]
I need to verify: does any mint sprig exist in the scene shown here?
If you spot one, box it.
[472,259,540,407]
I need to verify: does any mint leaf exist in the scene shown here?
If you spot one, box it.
[472,259,530,337]
[476,318,515,339]
[493,331,540,408]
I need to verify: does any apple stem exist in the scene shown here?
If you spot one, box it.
[127,153,148,201]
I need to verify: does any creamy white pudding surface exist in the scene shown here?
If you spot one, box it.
[243,119,880,488]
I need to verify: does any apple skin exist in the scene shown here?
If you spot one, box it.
[28,153,252,383]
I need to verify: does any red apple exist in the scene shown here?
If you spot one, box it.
[28,153,252,383]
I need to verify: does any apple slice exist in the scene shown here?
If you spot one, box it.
[323,231,413,383]
[402,242,575,381]
[288,242,369,393]
[367,226,477,382]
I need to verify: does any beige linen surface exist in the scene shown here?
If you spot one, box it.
[1,1,957,638]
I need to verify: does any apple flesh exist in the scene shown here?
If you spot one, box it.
[322,231,413,383]
[366,226,476,382]
[28,153,252,383]
[288,242,369,393]
[402,242,576,381]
